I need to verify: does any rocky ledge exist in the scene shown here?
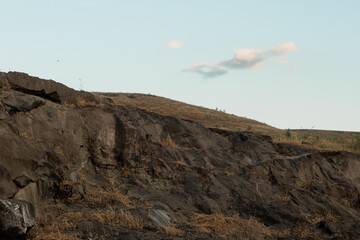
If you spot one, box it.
[0,72,360,239]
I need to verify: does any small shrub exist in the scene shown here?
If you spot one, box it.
[285,129,291,138]
[127,94,136,99]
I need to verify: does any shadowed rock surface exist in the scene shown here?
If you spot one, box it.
[0,199,35,240]
[0,72,360,239]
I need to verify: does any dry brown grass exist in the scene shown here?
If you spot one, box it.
[88,207,143,230]
[188,213,321,239]
[308,211,340,224]
[159,134,180,148]
[31,205,142,239]
[189,213,272,239]
[31,229,79,240]
[174,160,189,167]
[95,92,360,154]
[62,98,96,108]
[31,211,83,240]
[158,225,185,236]
[159,134,194,150]
[84,180,131,207]
[117,210,143,229]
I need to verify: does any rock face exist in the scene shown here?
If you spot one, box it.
[0,71,360,239]
[0,72,96,105]
[0,199,35,240]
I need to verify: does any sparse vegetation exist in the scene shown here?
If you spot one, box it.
[189,213,272,239]
[94,92,360,154]
[308,211,340,224]
[160,225,185,236]
[285,128,291,138]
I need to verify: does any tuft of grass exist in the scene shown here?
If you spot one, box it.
[159,134,180,148]
[158,134,194,150]
[84,183,131,207]
[88,207,143,230]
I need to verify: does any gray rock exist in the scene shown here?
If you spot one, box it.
[6,71,97,105]
[147,209,171,229]
[0,199,35,239]
[1,91,45,114]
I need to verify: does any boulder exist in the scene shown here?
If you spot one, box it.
[0,199,35,240]
[147,209,171,229]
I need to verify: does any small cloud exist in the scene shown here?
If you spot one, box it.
[166,41,183,49]
[184,63,227,78]
[220,48,264,69]
[185,41,299,78]
[269,41,298,57]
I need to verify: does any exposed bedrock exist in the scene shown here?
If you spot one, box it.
[0,71,360,239]
[0,199,35,240]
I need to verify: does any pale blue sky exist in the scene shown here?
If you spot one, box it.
[1,1,359,131]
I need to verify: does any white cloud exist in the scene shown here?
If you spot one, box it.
[184,63,227,78]
[269,41,298,57]
[220,48,264,69]
[166,41,183,49]
[185,41,298,78]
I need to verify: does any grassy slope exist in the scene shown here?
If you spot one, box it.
[94,92,360,154]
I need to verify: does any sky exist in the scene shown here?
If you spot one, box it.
[1,0,359,131]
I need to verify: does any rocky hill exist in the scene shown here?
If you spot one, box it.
[1,72,360,239]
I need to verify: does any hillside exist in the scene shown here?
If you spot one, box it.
[95,92,360,154]
[1,72,360,239]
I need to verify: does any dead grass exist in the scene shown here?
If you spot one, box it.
[159,134,180,148]
[174,160,189,167]
[62,98,96,108]
[188,213,321,239]
[158,225,185,236]
[159,134,195,150]
[84,180,131,207]
[88,206,143,230]
[308,211,340,224]
[117,210,143,229]
[31,211,83,240]
[189,213,272,239]
[31,206,142,239]
[31,229,79,240]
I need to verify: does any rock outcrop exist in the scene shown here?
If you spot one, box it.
[0,199,35,240]
[0,71,360,239]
